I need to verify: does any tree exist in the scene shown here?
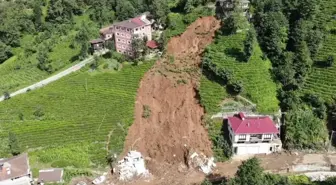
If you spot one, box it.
[46,0,80,23]
[303,93,326,119]
[75,22,90,59]
[32,2,43,31]
[131,37,146,59]
[253,11,289,62]
[243,27,256,61]
[8,132,21,156]
[115,0,136,20]
[231,158,264,185]
[90,0,115,28]
[150,0,170,26]
[285,109,328,150]
[37,45,53,73]
[0,42,12,64]
[222,10,248,34]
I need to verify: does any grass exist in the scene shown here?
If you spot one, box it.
[301,0,336,102]
[201,32,279,114]
[0,62,153,177]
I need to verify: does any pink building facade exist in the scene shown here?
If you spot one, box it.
[99,13,153,57]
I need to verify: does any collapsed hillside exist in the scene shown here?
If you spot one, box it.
[124,17,220,165]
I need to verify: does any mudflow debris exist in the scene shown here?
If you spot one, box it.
[189,152,216,174]
[116,150,150,181]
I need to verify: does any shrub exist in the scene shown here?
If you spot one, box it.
[326,55,334,67]
[4,92,10,100]
[227,80,243,95]
[142,105,151,118]
[33,107,45,118]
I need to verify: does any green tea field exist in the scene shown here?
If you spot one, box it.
[302,0,336,101]
[0,62,153,172]
[201,32,279,114]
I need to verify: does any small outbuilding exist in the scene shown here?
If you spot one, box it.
[37,168,64,184]
[146,40,159,49]
[90,38,105,53]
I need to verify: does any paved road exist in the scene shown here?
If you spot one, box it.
[0,50,108,102]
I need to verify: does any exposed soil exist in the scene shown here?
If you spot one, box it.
[124,16,220,166]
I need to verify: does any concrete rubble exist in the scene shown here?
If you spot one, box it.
[116,150,150,181]
[304,172,336,181]
[189,152,216,174]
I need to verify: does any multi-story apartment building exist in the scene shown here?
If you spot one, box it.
[227,112,282,156]
[98,12,153,57]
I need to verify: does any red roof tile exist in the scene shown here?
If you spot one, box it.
[146,40,158,49]
[228,112,279,134]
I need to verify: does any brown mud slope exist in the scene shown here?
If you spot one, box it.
[124,16,220,165]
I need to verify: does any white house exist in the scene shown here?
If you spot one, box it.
[227,112,282,156]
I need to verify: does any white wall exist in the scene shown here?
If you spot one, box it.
[232,142,281,155]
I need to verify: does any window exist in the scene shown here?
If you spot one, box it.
[264,134,272,139]
[117,33,120,36]
[238,134,246,140]
[121,33,124,37]
[122,45,125,49]
[116,26,120,30]
[127,40,131,44]
[128,52,132,55]
[118,50,122,52]
[127,28,130,32]
[135,28,138,31]
[117,39,120,42]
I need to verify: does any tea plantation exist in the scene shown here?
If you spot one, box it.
[0,62,153,170]
[302,0,336,101]
[201,32,279,114]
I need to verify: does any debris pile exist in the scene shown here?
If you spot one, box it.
[304,172,336,181]
[117,151,150,181]
[189,152,216,174]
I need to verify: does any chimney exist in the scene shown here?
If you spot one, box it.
[239,112,245,120]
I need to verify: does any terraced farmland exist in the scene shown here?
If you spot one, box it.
[0,62,153,166]
[199,75,228,114]
[302,0,336,101]
[202,33,279,113]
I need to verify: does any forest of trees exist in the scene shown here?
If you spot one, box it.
[0,0,216,64]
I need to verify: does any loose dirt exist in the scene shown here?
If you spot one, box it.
[124,16,220,166]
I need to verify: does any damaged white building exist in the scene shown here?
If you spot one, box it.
[117,151,149,181]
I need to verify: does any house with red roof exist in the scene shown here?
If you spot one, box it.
[95,12,154,56]
[227,112,282,156]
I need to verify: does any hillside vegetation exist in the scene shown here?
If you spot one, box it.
[201,32,279,114]
[0,62,153,178]
[302,0,336,101]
